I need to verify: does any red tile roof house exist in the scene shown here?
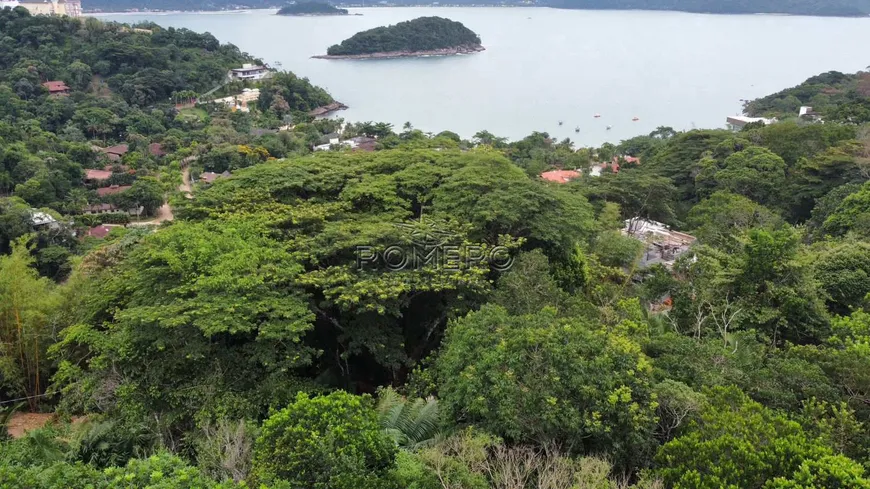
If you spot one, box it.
[83,203,143,216]
[148,143,166,157]
[84,169,113,183]
[42,81,70,97]
[101,144,129,163]
[540,169,581,183]
[83,203,117,214]
[87,225,114,239]
[103,164,130,173]
[96,185,131,197]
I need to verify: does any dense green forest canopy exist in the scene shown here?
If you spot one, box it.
[326,16,482,56]
[3,9,870,489]
[277,1,349,15]
[0,6,335,276]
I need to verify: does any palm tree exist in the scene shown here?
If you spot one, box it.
[376,387,442,450]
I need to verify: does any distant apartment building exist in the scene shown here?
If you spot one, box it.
[12,0,82,16]
[60,0,81,16]
[230,64,270,81]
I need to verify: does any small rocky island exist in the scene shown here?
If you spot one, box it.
[313,16,484,60]
[277,2,349,16]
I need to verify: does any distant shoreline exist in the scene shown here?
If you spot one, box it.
[277,12,362,16]
[309,101,349,117]
[312,44,485,60]
[85,6,870,18]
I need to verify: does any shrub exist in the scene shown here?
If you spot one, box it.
[194,419,257,483]
[67,418,156,469]
[252,391,397,489]
[436,305,658,471]
[655,387,848,489]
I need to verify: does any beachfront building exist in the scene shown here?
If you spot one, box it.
[230,64,270,81]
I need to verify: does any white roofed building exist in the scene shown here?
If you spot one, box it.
[230,64,270,81]
[726,116,776,131]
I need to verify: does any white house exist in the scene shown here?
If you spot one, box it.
[230,64,270,81]
[315,137,343,151]
[799,106,823,122]
[726,116,776,131]
[212,88,260,112]
[29,210,58,228]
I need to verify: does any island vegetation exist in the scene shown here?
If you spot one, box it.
[3,6,870,489]
[745,70,870,122]
[317,16,484,59]
[276,2,349,16]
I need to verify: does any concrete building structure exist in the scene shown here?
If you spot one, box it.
[623,218,696,269]
[14,0,81,16]
[230,64,270,81]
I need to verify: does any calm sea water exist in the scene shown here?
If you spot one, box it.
[95,8,870,145]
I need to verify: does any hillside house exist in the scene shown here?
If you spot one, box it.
[199,171,231,184]
[84,203,143,216]
[87,225,114,239]
[540,169,581,183]
[230,64,269,81]
[213,88,260,112]
[95,185,131,197]
[623,218,696,269]
[85,169,112,183]
[350,136,377,151]
[726,116,776,131]
[799,106,823,122]
[314,135,378,152]
[101,144,129,162]
[590,162,619,177]
[148,143,166,157]
[29,210,59,229]
[42,81,70,97]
